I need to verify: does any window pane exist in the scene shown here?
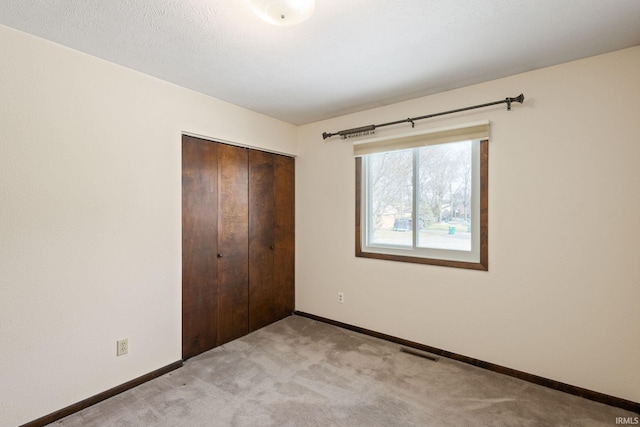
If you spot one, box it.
[367,149,413,247]
[417,141,472,251]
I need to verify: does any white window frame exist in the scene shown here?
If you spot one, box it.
[361,141,480,263]
[354,123,489,270]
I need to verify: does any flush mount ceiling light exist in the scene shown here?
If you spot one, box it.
[247,0,315,26]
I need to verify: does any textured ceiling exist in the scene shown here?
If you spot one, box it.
[1,0,640,125]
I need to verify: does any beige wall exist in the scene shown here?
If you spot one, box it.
[296,46,640,404]
[0,25,296,427]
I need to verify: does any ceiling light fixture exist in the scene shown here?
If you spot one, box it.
[247,0,315,26]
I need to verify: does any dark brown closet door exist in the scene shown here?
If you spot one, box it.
[183,137,292,359]
[248,150,275,331]
[182,136,219,359]
[216,144,249,345]
[273,154,295,320]
[249,151,295,331]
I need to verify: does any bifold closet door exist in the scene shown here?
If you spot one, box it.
[249,150,294,332]
[182,136,249,360]
[182,137,219,359]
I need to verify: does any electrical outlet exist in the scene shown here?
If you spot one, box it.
[117,339,128,356]
[338,292,345,304]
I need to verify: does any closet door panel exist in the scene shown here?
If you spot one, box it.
[182,137,219,359]
[249,150,275,332]
[273,154,295,320]
[216,144,249,345]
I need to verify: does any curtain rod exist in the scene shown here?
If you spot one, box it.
[321,93,524,140]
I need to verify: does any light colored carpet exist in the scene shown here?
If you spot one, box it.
[52,315,635,426]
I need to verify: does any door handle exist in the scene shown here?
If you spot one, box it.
[217,253,223,258]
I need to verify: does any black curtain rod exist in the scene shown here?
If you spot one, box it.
[321,93,524,140]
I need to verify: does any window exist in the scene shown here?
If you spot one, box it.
[355,123,488,270]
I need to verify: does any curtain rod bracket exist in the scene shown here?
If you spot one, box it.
[321,93,524,140]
